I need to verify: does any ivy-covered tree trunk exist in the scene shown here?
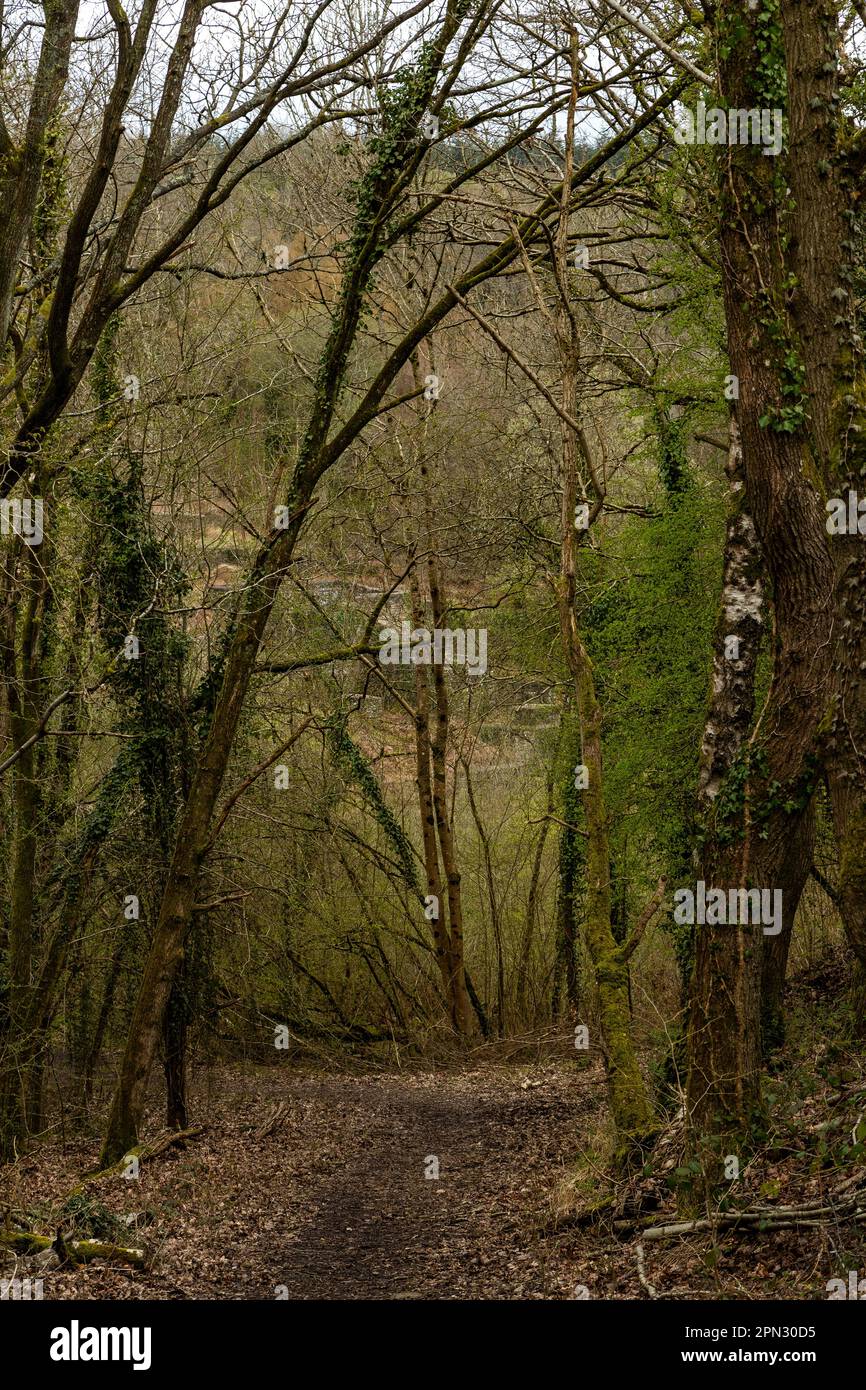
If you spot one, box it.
[162,963,190,1131]
[687,409,777,1118]
[694,419,764,815]
[554,820,581,1018]
[686,0,840,1163]
[551,36,657,1163]
[0,541,50,1157]
[425,545,474,1037]
[0,0,78,351]
[551,714,583,1022]
[516,766,555,1022]
[570,639,658,1161]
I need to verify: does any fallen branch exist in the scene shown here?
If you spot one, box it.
[133,1124,207,1163]
[632,1201,866,1241]
[0,1230,145,1268]
[81,1124,207,1185]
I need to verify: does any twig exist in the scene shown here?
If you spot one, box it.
[636,1203,866,1241]
[206,716,316,850]
[599,0,713,85]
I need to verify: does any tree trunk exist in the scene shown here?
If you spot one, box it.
[686,1,837,1162]
[162,972,189,1132]
[409,565,462,1027]
[462,758,505,1035]
[551,35,656,1162]
[426,542,474,1037]
[0,547,48,1158]
[776,0,866,1037]
[515,768,554,1022]
[760,807,815,1050]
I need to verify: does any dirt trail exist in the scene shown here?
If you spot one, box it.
[5,1062,609,1301]
[266,1079,557,1299]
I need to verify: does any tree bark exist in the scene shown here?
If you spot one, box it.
[686,1,837,1162]
[426,542,474,1037]
[516,768,554,1021]
[778,0,866,1028]
[409,564,462,1026]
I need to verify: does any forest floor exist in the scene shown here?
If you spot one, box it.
[3,1007,866,1301]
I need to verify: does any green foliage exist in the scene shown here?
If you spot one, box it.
[325,714,423,903]
[82,326,190,795]
[718,0,786,107]
[753,0,787,109]
[708,746,821,845]
[653,397,691,495]
[346,18,467,265]
[56,1194,131,1244]
[90,313,121,423]
[757,325,808,434]
[583,484,723,882]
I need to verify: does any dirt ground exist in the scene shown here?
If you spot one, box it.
[2,1054,864,1300]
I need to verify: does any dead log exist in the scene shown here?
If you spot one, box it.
[82,1123,207,1184]
[633,1202,866,1241]
[0,1230,145,1268]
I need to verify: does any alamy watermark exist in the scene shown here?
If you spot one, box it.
[673,880,782,936]
[50,1322,151,1371]
[674,100,783,157]
[827,1271,866,1299]
[1,1276,43,1299]
[378,621,487,677]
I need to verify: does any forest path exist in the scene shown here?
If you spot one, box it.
[12,1060,619,1300]
[250,1067,594,1300]
[261,1076,542,1298]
